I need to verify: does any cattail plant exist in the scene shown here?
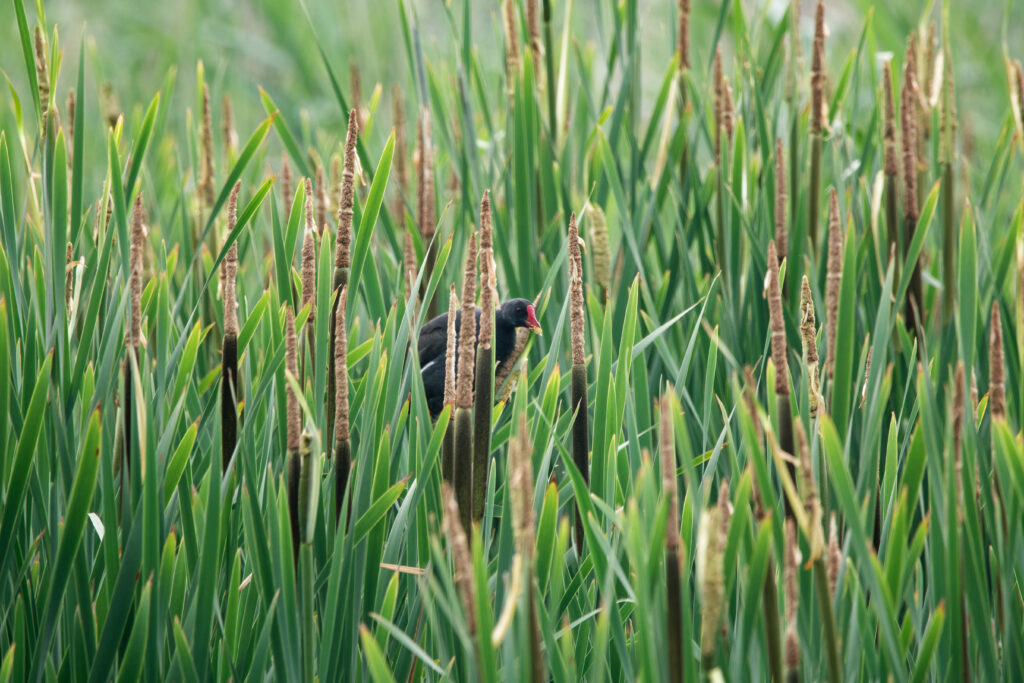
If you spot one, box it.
[441,481,477,640]
[334,287,351,524]
[775,137,787,267]
[123,195,145,507]
[297,430,315,681]
[509,413,545,682]
[783,518,800,683]
[787,0,802,250]
[676,0,690,73]
[940,31,958,323]
[221,182,242,473]
[222,94,237,164]
[472,192,496,523]
[504,0,520,90]
[568,213,589,554]
[526,0,540,64]
[327,110,358,447]
[882,60,901,286]
[34,27,50,135]
[455,233,479,531]
[199,80,215,207]
[417,107,438,317]
[300,178,317,380]
[698,483,730,673]
[588,206,611,298]
[800,276,822,419]
[661,390,684,683]
[285,306,301,565]
[350,59,363,129]
[990,303,1005,422]
[767,240,795,517]
[901,42,922,328]
[281,153,294,208]
[825,189,842,378]
[442,285,458,483]
[808,0,826,249]
[794,421,840,683]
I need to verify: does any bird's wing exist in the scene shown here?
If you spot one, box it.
[417,311,454,366]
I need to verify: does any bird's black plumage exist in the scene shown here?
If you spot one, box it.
[418,298,541,415]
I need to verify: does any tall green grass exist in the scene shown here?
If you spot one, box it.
[0,0,1023,680]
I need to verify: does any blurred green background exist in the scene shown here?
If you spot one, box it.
[2,0,1020,179]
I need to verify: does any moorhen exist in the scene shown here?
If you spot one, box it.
[418,298,542,415]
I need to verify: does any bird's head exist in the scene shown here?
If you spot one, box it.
[501,298,543,334]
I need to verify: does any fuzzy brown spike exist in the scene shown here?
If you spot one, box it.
[334,110,359,269]
[810,0,826,134]
[101,82,120,130]
[1016,60,1024,131]
[349,60,362,128]
[697,494,728,666]
[222,94,237,162]
[478,192,495,348]
[989,303,1006,421]
[34,27,50,131]
[766,241,789,396]
[280,153,293,207]
[456,234,478,409]
[441,481,477,636]
[527,0,541,62]
[800,276,821,418]
[569,213,585,365]
[722,78,735,143]
[504,0,520,87]
[223,182,241,336]
[922,24,936,99]
[825,189,842,377]
[335,287,350,441]
[795,419,826,559]
[285,307,300,451]
[883,61,898,177]
[589,206,611,295]
[444,285,459,408]
[713,49,725,158]
[129,195,145,348]
[660,391,680,552]
[676,0,690,70]
[416,107,436,243]
[199,81,215,206]
[301,179,317,320]
[783,517,801,674]
[901,43,919,222]
[774,138,787,261]
[315,161,328,236]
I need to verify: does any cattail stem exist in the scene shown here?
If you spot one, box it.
[808,0,826,249]
[807,138,822,251]
[763,556,785,683]
[285,307,301,566]
[812,557,842,683]
[570,363,589,550]
[221,333,238,471]
[453,408,474,536]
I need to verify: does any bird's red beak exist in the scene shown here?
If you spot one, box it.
[526,304,543,334]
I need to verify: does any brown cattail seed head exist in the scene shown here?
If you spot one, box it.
[504,0,520,88]
[456,234,478,409]
[66,89,76,151]
[827,513,841,596]
[1015,60,1024,131]
[676,0,690,70]
[697,489,730,663]
[349,60,362,127]
[416,107,436,241]
[527,0,541,61]
[199,81,215,207]
[800,276,821,418]
[335,287,350,442]
[766,241,789,396]
[128,195,145,348]
[440,481,477,636]
[810,0,826,134]
[588,206,611,294]
[223,182,241,336]
[478,191,495,348]
[989,302,1006,421]
[774,138,787,260]
[714,50,725,158]
[825,189,843,378]
[285,307,300,451]
[34,27,50,130]
[660,391,680,552]
[222,94,237,162]
[883,61,898,176]
[569,213,586,366]
[315,161,329,236]
[722,78,735,142]
[280,153,293,207]
[101,82,120,130]
[901,42,919,222]
[336,109,358,269]
[443,284,459,407]
[301,179,317,320]
[509,413,536,561]
[795,420,825,560]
